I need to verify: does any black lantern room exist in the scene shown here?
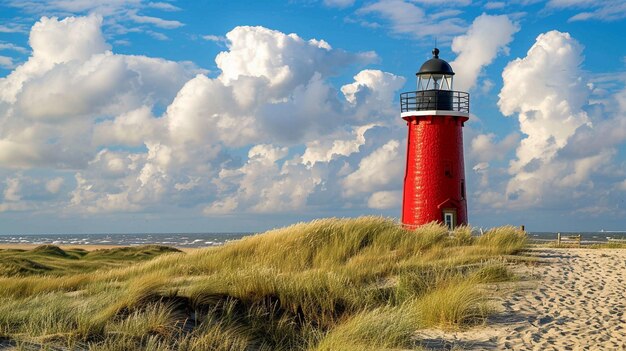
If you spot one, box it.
[400,48,468,113]
[416,48,454,91]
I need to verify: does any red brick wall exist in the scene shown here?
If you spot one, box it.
[401,114,468,228]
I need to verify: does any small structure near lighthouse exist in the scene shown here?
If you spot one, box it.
[400,48,469,230]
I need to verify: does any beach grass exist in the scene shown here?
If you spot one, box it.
[589,242,626,249]
[0,217,527,350]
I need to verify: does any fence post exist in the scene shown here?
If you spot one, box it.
[557,233,561,246]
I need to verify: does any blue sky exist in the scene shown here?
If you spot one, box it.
[1,0,625,234]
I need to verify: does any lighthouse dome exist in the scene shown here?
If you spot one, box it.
[417,48,455,76]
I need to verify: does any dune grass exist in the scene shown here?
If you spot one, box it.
[0,217,527,350]
[0,245,181,277]
[589,242,626,249]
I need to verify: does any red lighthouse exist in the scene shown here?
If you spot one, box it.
[400,48,469,230]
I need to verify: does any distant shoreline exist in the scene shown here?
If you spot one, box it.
[0,232,251,248]
[0,243,199,252]
[1,231,624,248]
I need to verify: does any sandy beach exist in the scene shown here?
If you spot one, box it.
[416,248,626,350]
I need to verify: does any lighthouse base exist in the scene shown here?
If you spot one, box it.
[401,113,468,230]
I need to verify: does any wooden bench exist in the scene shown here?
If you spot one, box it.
[557,233,581,247]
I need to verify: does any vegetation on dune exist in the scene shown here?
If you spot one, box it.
[0,245,181,277]
[0,217,527,350]
[589,242,626,249]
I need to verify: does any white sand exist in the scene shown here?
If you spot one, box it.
[415,248,626,350]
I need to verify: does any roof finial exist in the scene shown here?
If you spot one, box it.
[432,47,439,58]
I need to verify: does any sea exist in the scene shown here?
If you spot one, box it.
[0,232,253,248]
[527,231,626,244]
[1,230,625,248]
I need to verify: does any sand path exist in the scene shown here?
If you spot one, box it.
[416,248,626,350]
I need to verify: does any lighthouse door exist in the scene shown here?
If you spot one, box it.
[443,210,456,230]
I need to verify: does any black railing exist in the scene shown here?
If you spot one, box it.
[400,90,469,113]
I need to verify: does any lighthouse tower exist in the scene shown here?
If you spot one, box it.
[400,48,469,230]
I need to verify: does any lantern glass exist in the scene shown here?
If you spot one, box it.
[444,75,453,90]
[418,73,454,91]
[417,75,425,90]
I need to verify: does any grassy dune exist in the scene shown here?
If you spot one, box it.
[0,217,527,350]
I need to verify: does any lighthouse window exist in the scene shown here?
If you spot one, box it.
[444,213,454,230]
[460,180,465,199]
[444,161,452,178]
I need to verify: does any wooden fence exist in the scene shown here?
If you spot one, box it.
[557,233,581,247]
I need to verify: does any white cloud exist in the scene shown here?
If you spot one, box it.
[470,132,520,163]
[484,2,506,9]
[216,26,376,92]
[162,26,379,151]
[450,14,519,91]
[323,0,355,8]
[0,174,67,211]
[7,0,144,15]
[546,0,626,22]
[0,23,28,33]
[472,162,490,188]
[0,140,45,169]
[4,0,185,42]
[207,145,321,214]
[45,177,64,194]
[248,144,289,163]
[356,0,466,40]
[498,31,591,205]
[0,42,29,54]
[162,54,404,214]
[499,31,590,174]
[69,173,142,213]
[257,73,347,143]
[547,0,598,5]
[3,177,22,202]
[146,31,169,41]
[0,56,14,69]
[174,177,200,191]
[486,30,626,210]
[343,140,403,197]
[0,202,29,212]
[341,69,405,105]
[128,11,184,29]
[0,15,197,170]
[202,34,227,44]
[147,2,181,11]
[0,15,110,104]
[340,70,405,126]
[367,190,401,209]
[0,16,407,217]
[93,106,162,146]
[164,74,250,148]
[302,124,373,166]
[557,150,614,188]
[30,15,111,66]
[479,79,495,94]
[413,0,470,5]
[203,197,238,215]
